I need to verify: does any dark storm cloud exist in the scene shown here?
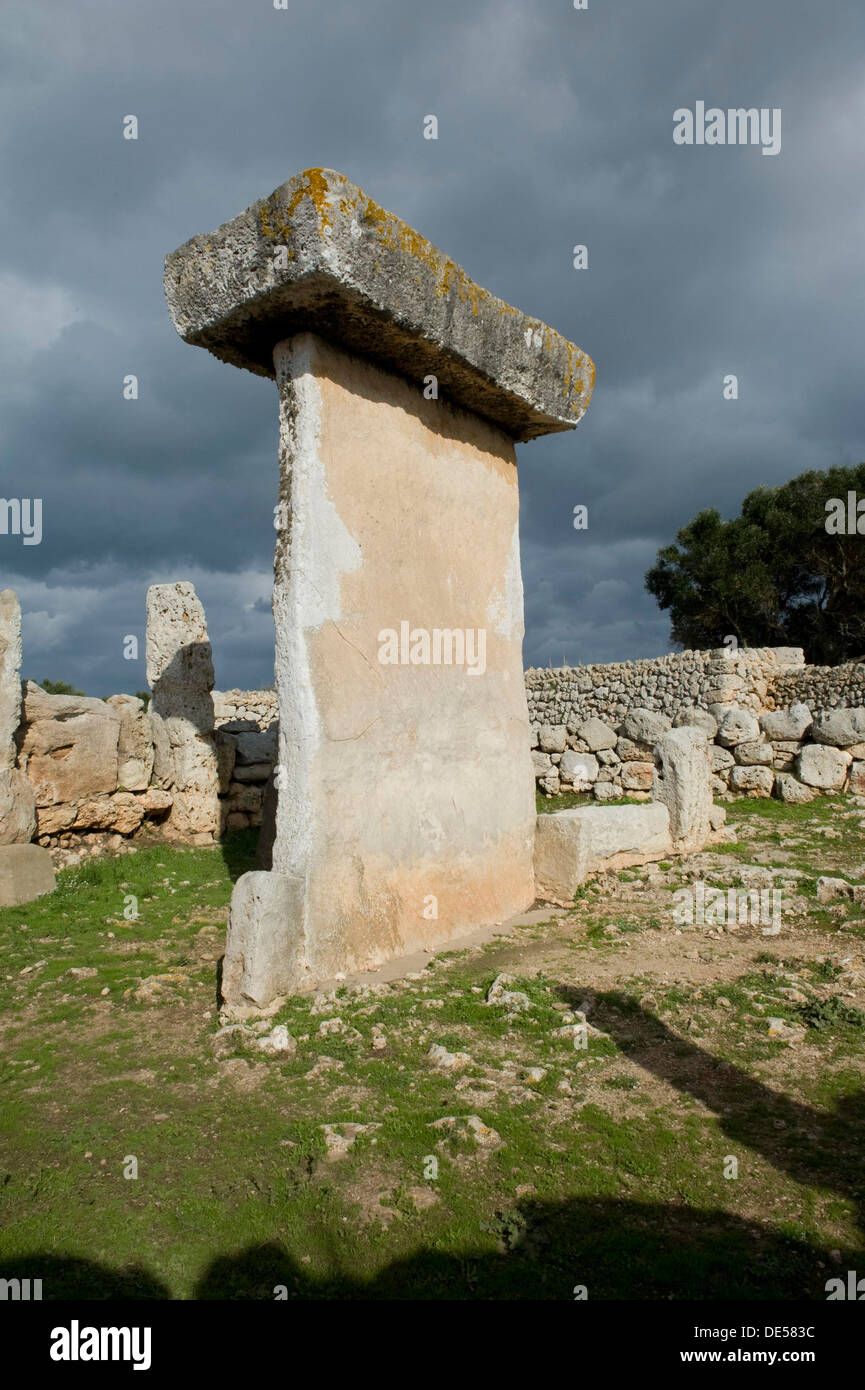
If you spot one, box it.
[1,0,863,689]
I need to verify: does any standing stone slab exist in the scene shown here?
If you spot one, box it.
[165,169,595,1009]
[0,590,36,845]
[145,583,219,841]
[0,589,22,770]
[653,727,712,853]
[535,803,673,905]
[0,844,55,907]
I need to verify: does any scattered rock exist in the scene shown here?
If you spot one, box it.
[320,1122,381,1161]
[427,1043,473,1071]
[816,876,855,904]
[429,1114,502,1149]
[256,1024,297,1056]
[766,1017,807,1043]
[485,973,533,1014]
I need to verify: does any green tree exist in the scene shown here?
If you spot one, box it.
[40,679,85,696]
[645,464,865,664]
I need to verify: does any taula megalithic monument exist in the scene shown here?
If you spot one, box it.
[164,167,594,1012]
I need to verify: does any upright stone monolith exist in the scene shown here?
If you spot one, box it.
[0,589,36,845]
[145,582,219,842]
[165,168,594,1009]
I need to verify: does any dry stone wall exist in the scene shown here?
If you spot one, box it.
[525,647,865,807]
[4,579,865,867]
[525,647,807,729]
[213,690,277,835]
[773,660,865,712]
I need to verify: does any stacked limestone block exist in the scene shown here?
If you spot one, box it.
[16,683,172,849]
[531,692,865,808]
[531,706,678,803]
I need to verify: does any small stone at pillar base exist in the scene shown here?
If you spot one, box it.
[222,870,308,1017]
[0,843,56,907]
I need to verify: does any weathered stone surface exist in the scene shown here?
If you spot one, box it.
[729,765,775,796]
[222,870,308,1013]
[234,728,278,765]
[34,802,77,836]
[148,709,173,789]
[795,743,851,789]
[733,740,774,766]
[0,590,23,773]
[219,333,539,1006]
[717,708,761,747]
[0,591,30,846]
[810,708,865,748]
[164,168,594,443]
[320,1122,381,1160]
[759,703,812,741]
[0,767,36,845]
[620,760,654,790]
[593,781,620,802]
[652,727,712,852]
[559,750,599,788]
[615,736,653,762]
[849,761,865,796]
[18,688,120,805]
[169,167,600,1004]
[20,683,108,724]
[577,717,617,751]
[141,787,173,814]
[106,695,154,791]
[710,745,735,773]
[621,708,671,746]
[215,728,237,794]
[224,783,263,815]
[255,772,277,870]
[538,724,567,754]
[232,762,272,784]
[531,750,552,778]
[146,583,219,838]
[674,707,718,738]
[534,803,673,904]
[815,875,854,904]
[0,844,55,907]
[73,793,145,835]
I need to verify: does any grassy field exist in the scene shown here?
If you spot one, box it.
[1,797,864,1300]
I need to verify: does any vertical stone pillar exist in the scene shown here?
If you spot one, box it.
[165,168,594,1009]
[0,589,36,844]
[145,582,219,843]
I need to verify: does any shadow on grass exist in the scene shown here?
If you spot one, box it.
[0,1194,851,1300]
[561,986,865,1236]
[3,991,861,1300]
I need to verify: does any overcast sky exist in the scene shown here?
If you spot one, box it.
[1,0,863,693]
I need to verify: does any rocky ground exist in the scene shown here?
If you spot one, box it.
[0,794,863,1300]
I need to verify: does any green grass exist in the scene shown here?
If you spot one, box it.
[1,809,864,1301]
[537,790,649,814]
